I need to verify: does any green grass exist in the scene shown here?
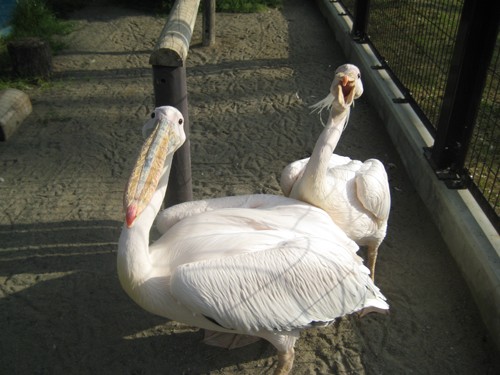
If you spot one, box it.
[216,0,282,13]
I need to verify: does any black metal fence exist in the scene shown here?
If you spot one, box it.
[339,0,499,230]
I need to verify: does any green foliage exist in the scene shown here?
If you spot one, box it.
[0,75,49,91]
[8,0,74,51]
[216,0,282,13]
[145,0,283,13]
[104,0,175,14]
[44,0,90,16]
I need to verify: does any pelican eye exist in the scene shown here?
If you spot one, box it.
[151,112,155,118]
[178,119,183,125]
[357,73,361,79]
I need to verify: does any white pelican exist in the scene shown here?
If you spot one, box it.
[280,64,391,281]
[118,106,389,374]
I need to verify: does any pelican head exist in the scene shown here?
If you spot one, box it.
[331,63,363,107]
[310,63,364,115]
[123,106,186,228]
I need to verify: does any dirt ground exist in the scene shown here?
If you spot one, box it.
[0,0,498,374]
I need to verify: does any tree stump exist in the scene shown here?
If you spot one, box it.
[7,37,52,80]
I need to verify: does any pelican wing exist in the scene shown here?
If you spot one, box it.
[355,159,391,221]
[281,155,354,198]
[152,198,358,269]
[156,194,304,234]
[280,159,308,197]
[170,236,388,333]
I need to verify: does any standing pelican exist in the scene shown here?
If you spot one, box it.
[118,106,389,374]
[280,64,391,281]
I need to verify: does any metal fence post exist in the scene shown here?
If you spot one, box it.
[425,0,500,188]
[351,0,371,42]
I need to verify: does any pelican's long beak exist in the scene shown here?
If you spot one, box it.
[124,117,174,228]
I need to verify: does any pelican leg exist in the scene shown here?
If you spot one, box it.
[367,245,378,281]
[203,330,261,349]
[274,349,295,375]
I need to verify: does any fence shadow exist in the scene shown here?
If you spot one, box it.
[0,220,272,374]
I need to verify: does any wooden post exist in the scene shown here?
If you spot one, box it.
[149,0,200,67]
[202,0,216,46]
[152,66,193,207]
[150,0,200,207]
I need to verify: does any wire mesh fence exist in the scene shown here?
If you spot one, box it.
[465,44,500,219]
[338,0,499,227]
[368,0,462,128]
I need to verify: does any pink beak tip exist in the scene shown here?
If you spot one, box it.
[126,205,137,228]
